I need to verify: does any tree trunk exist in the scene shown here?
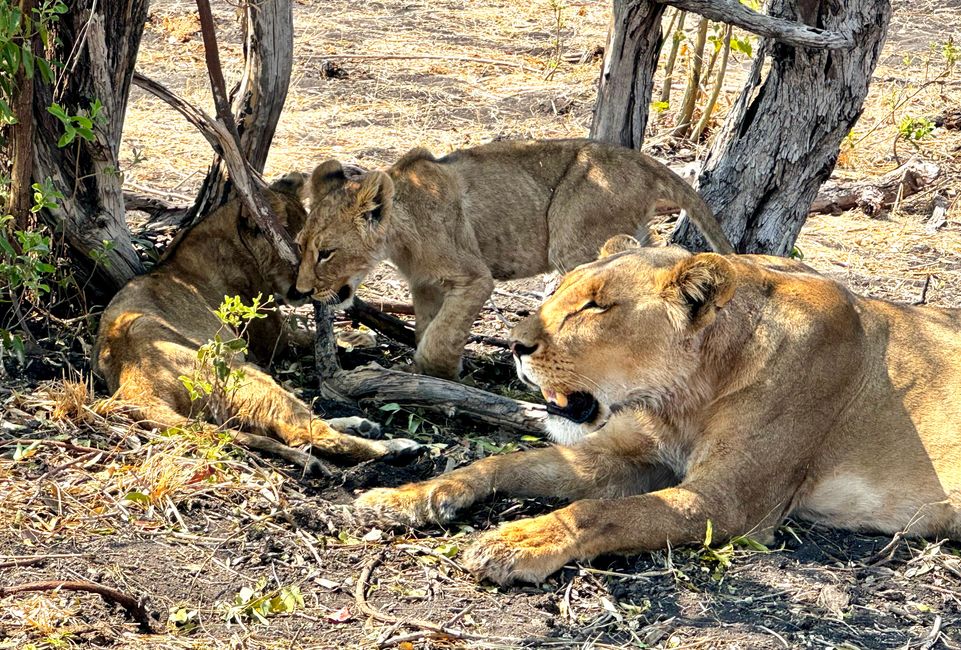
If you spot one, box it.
[188,0,294,224]
[673,0,892,254]
[590,0,666,148]
[8,0,36,230]
[32,1,149,292]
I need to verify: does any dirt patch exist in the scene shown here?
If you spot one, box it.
[4,0,961,648]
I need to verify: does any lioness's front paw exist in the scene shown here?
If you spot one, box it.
[463,516,577,586]
[327,416,382,439]
[354,480,476,527]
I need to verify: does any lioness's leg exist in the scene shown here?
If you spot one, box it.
[415,269,494,379]
[356,422,665,526]
[223,362,420,462]
[465,465,788,585]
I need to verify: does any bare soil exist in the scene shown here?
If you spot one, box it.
[3,1,961,648]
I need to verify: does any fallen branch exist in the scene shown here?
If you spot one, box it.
[809,158,941,216]
[653,0,853,49]
[321,364,546,434]
[123,191,189,224]
[317,52,530,72]
[0,580,156,632]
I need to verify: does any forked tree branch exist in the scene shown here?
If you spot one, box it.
[653,0,854,49]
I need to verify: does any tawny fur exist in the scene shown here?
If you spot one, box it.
[356,239,961,585]
[93,177,417,468]
[295,138,734,380]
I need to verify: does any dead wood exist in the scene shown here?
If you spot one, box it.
[809,158,941,217]
[348,298,510,349]
[0,580,156,632]
[122,192,189,224]
[653,0,853,49]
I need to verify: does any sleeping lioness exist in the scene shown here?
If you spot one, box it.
[93,176,420,473]
[293,138,734,380]
[355,237,961,584]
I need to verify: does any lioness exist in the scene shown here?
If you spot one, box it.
[294,138,734,380]
[93,176,420,474]
[355,237,961,585]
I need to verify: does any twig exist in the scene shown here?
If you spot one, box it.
[914,275,932,306]
[316,52,530,72]
[0,557,46,569]
[355,551,519,648]
[349,299,510,349]
[0,580,156,632]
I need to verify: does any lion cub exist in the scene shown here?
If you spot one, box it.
[294,138,734,380]
[93,176,420,473]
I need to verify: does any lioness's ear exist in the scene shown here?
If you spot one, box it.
[599,234,641,258]
[662,253,736,330]
[351,171,394,229]
[310,160,347,200]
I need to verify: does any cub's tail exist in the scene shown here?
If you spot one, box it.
[656,165,734,255]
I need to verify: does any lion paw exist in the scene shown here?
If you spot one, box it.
[463,517,576,586]
[327,416,382,439]
[354,480,476,528]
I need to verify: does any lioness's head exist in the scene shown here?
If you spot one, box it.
[293,160,394,308]
[510,236,736,444]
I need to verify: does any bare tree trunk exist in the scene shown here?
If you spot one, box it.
[590,0,666,147]
[8,0,36,230]
[671,15,709,139]
[188,0,294,223]
[673,0,892,253]
[32,1,149,292]
[659,10,687,104]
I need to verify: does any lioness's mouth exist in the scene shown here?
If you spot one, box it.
[543,390,600,424]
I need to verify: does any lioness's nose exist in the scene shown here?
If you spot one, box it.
[510,340,538,357]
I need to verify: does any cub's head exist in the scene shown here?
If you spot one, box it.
[510,236,736,445]
[293,160,394,308]
[240,172,310,302]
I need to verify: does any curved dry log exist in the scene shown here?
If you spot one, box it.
[0,580,156,632]
[654,0,853,49]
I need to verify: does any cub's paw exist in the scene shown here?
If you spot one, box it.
[375,437,426,464]
[327,416,382,439]
[354,479,476,528]
[463,516,577,586]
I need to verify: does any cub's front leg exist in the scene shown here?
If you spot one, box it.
[413,267,494,380]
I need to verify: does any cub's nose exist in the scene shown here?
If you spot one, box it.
[510,340,538,357]
[287,286,312,302]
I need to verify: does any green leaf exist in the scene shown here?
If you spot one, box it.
[57,126,75,147]
[379,402,402,412]
[123,490,151,505]
[20,44,33,79]
[703,519,714,547]
[36,56,51,83]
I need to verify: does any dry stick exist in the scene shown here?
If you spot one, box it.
[660,9,687,104]
[691,23,732,142]
[355,551,520,648]
[672,15,708,139]
[0,580,156,632]
[349,298,510,349]
[652,0,853,49]
[317,53,530,72]
[191,0,298,266]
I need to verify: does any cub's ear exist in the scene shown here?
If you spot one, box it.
[350,171,394,229]
[269,171,310,199]
[662,253,736,330]
[599,234,641,258]
[310,160,347,200]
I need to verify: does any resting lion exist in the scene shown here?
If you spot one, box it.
[294,138,734,380]
[355,237,961,584]
[93,176,420,474]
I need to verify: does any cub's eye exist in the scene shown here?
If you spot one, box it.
[316,249,335,264]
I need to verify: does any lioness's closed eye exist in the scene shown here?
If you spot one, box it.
[296,138,733,381]
[355,236,961,585]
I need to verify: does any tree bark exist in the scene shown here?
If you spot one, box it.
[32,1,149,292]
[187,0,294,224]
[673,0,892,254]
[8,0,36,229]
[590,0,666,148]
